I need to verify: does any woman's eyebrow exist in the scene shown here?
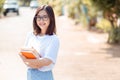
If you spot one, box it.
[37,14,48,16]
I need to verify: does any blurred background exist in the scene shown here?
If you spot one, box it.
[0,0,120,80]
[1,0,120,44]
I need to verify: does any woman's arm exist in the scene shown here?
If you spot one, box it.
[19,53,52,69]
[25,58,52,69]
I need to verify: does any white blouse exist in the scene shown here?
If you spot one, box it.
[24,32,60,71]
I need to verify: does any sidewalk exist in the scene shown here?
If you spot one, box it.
[53,16,120,80]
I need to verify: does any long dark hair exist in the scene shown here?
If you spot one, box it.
[33,5,56,35]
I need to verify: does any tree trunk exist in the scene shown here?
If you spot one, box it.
[107,13,120,44]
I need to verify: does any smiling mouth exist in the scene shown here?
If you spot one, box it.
[39,23,46,26]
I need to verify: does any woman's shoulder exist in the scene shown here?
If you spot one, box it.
[48,34,59,39]
[25,31,36,40]
[26,31,34,37]
[48,34,59,43]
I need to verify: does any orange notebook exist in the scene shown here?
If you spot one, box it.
[20,48,40,59]
[21,51,37,59]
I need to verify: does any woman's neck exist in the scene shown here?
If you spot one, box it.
[40,31,46,36]
[40,29,47,36]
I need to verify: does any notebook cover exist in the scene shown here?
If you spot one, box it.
[21,51,36,59]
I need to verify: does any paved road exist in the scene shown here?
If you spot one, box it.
[56,16,120,80]
[0,7,120,80]
[0,7,35,80]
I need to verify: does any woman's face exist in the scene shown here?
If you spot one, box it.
[36,10,50,32]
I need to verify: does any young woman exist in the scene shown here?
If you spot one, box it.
[19,5,60,80]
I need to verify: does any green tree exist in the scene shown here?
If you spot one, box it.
[0,0,5,17]
[66,0,81,19]
[92,0,120,44]
[66,0,97,27]
[39,0,63,16]
[19,0,31,6]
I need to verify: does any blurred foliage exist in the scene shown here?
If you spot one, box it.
[18,0,31,6]
[108,27,120,44]
[0,0,5,16]
[67,2,76,19]
[92,0,120,44]
[96,18,112,32]
[66,0,81,19]
[39,0,63,16]
[91,0,120,16]
[49,0,63,16]
[66,0,98,27]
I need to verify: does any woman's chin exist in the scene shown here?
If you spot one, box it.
[40,27,47,31]
[39,26,44,29]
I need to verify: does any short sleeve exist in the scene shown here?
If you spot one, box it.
[44,36,60,64]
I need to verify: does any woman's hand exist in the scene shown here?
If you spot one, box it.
[25,59,41,69]
[19,52,28,64]
[32,47,42,57]
[19,52,41,69]
[26,58,53,69]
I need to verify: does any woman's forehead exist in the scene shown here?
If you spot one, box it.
[37,10,48,16]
